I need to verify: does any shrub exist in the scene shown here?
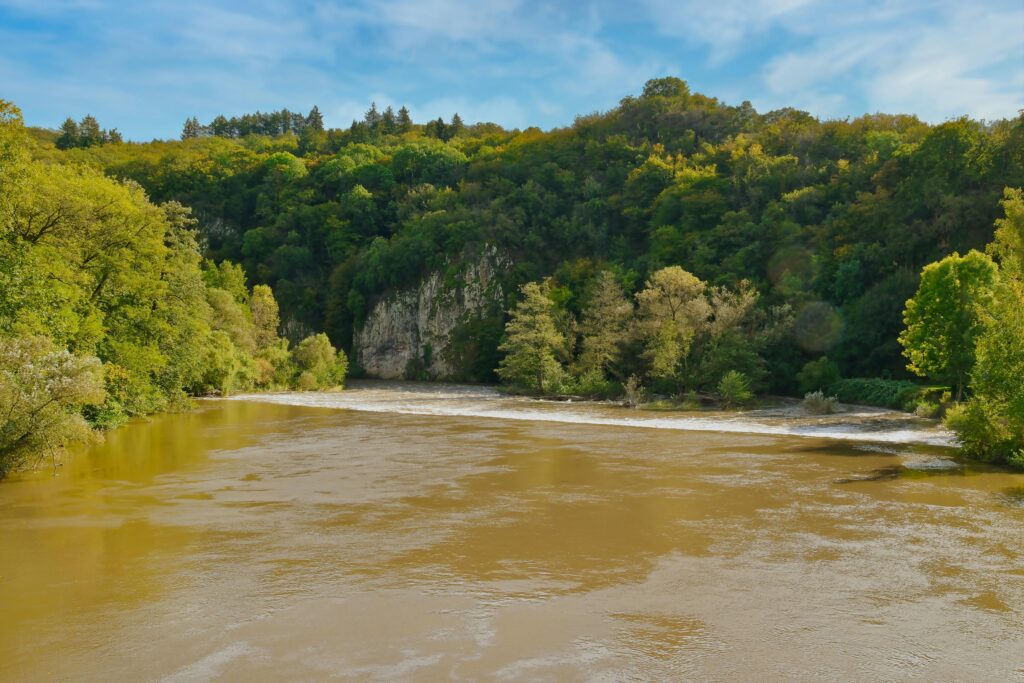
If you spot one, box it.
[803,390,839,414]
[828,378,924,410]
[563,370,620,399]
[293,333,349,389]
[717,370,753,408]
[0,336,105,477]
[945,399,1024,470]
[622,375,646,408]
[297,371,318,391]
[797,357,841,394]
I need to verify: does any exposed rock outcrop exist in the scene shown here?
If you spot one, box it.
[354,249,506,379]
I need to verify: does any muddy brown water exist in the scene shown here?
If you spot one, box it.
[1,383,1022,681]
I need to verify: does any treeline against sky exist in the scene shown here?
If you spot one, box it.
[9,77,1023,467]
[41,78,1021,386]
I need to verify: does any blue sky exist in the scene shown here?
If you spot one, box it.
[2,0,1022,140]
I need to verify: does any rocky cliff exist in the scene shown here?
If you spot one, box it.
[353,250,506,379]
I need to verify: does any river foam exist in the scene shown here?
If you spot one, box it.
[227,382,956,448]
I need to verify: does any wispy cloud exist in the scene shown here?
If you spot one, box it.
[759,1,1024,120]
[0,0,1020,139]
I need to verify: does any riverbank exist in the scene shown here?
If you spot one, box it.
[230,380,956,448]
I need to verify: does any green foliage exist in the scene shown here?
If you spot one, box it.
[391,141,467,186]
[716,370,753,408]
[944,189,1024,468]
[293,333,348,389]
[576,270,632,378]
[55,114,121,149]
[0,335,105,476]
[797,357,841,394]
[497,280,567,394]
[899,250,997,399]
[828,378,925,410]
[5,79,1021,463]
[0,104,341,476]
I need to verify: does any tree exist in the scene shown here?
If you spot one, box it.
[635,266,710,389]
[426,117,447,140]
[577,271,632,378]
[899,250,997,399]
[0,335,105,477]
[306,105,324,132]
[364,102,381,129]
[988,187,1024,276]
[717,370,753,407]
[946,188,1024,467]
[497,280,566,394]
[641,77,690,100]
[397,106,412,133]
[182,117,201,139]
[78,115,103,147]
[381,106,396,133]
[293,333,348,389]
[250,284,281,349]
[55,117,79,149]
[450,112,464,137]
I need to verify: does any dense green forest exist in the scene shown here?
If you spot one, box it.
[0,101,348,477]
[3,77,1024,472]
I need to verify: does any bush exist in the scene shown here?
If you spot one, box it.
[622,375,646,408]
[945,399,1024,470]
[717,370,753,408]
[797,357,841,394]
[561,370,620,399]
[293,333,348,389]
[803,390,839,414]
[297,371,318,391]
[828,378,925,410]
[0,336,105,477]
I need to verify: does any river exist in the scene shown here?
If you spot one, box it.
[1,381,1022,681]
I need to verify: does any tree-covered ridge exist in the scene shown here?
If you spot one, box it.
[45,77,1022,394]
[0,101,347,477]
[6,75,1024,469]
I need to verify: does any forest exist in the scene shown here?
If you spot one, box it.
[3,76,1024,473]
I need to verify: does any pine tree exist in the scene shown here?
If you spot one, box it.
[105,128,123,144]
[306,105,324,131]
[77,115,102,147]
[364,102,381,129]
[450,112,464,137]
[396,106,412,133]
[181,117,201,140]
[211,115,230,137]
[381,105,396,133]
[497,280,566,394]
[55,117,79,149]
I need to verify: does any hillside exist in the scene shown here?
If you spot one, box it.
[25,78,1024,391]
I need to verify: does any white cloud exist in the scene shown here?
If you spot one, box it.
[760,2,1024,120]
[639,0,822,62]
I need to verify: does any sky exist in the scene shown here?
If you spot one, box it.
[1,0,1022,140]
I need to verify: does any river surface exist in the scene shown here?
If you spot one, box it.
[1,381,1022,681]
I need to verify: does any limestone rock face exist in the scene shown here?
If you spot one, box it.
[353,250,506,379]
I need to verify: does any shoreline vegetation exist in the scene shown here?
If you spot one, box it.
[0,101,347,478]
[3,76,1023,477]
